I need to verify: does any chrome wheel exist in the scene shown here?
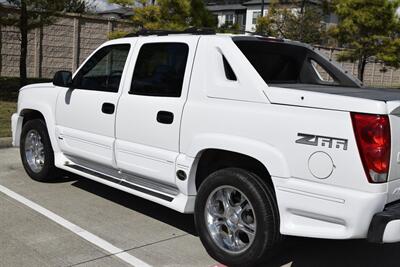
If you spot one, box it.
[24,129,45,173]
[205,185,257,254]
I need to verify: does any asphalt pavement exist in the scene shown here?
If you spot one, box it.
[1,147,400,267]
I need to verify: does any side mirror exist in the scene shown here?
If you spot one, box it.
[53,71,73,87]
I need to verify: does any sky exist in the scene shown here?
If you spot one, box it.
[0,0,121,11]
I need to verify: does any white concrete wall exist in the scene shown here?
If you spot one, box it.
[215,11,236,27]
[245,6,301,32]
[245,6,267,32]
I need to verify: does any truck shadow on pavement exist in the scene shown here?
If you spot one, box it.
[70,175,198,236]
[69,175,400,267]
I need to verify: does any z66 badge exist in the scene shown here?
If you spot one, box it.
[296,133,348,151]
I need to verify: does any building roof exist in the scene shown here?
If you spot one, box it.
[206,4,247,12]
[96,7,134,16]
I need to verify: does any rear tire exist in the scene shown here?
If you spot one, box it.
[20,119,59,182]
[195,168,281,267]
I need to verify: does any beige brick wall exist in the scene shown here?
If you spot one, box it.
[314,46,400,88]
[1,13,399,88]
[0,12,134,79]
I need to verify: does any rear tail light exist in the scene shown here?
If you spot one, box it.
[351,113,391,183]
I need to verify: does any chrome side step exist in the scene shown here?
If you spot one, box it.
[64,156,179,202]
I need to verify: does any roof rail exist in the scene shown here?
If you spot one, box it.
[244,31,284,41]
[125,27,216,37]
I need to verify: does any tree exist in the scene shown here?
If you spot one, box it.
[284,4,326,44]
[190,0,216,28]
[218,22,240,34]
[255,1,280,36]
[64,0,90,13]
[109,0,216,30]
[330,0,400,82]
[158,0,191,30]
[255,0,326,44]
[130,0,162,30]
[0,0,66,86]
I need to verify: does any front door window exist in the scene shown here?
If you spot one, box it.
[73,44,130,93]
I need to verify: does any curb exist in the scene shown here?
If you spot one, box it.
[0,137,12,149]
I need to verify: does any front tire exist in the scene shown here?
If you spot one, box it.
[20,119,59,182]
[195,168,280,267]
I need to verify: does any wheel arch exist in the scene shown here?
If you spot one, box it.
[16,106,59,153]
[20,109,45,124]
[185,134,290,194]
[194,149,275,191]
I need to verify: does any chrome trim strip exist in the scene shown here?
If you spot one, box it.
[64,155,179,199]
[122,170,179,196]
[65,164,174,202]
[67,164,120,184]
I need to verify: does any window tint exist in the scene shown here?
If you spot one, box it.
[234,40,359,87]
[222,55,237,81]
[73,44,130,92]
[130,43,189,97]
[235,41,302,83]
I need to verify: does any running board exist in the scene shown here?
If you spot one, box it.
[64,163,176,202]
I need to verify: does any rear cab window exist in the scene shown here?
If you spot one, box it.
[233,37,359,88]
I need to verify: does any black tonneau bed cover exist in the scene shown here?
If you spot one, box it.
[274,84,400,102]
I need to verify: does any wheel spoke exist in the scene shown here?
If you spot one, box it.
[234,199,249,217]
[230,232,237,247]
[30,135,36,147]
[214,219,225,227]
[215,189,230,211]
[207,202,225,219]
[238,215,256,241]
[238,222,255,234]
[223,187,234,208]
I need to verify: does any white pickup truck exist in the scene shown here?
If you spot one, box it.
[11,28,400,266]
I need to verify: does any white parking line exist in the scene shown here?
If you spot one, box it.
[0,184,152,267]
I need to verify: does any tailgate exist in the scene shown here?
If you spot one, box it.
[388,101,400,182]
[386,101,400,202]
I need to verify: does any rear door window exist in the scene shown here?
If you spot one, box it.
[129,43,189,97]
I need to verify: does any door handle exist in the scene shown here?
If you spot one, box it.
[157,111,174,124]
[102,102,115,114]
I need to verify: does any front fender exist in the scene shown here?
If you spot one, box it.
[11,113,23,147]
[17,84,61,153]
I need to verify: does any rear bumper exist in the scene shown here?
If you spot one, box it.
[368,201,400,243]
[273,177,388,240]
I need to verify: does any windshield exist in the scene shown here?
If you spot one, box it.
[233,38,360,88]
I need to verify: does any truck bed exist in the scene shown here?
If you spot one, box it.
[274,84,400,102]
